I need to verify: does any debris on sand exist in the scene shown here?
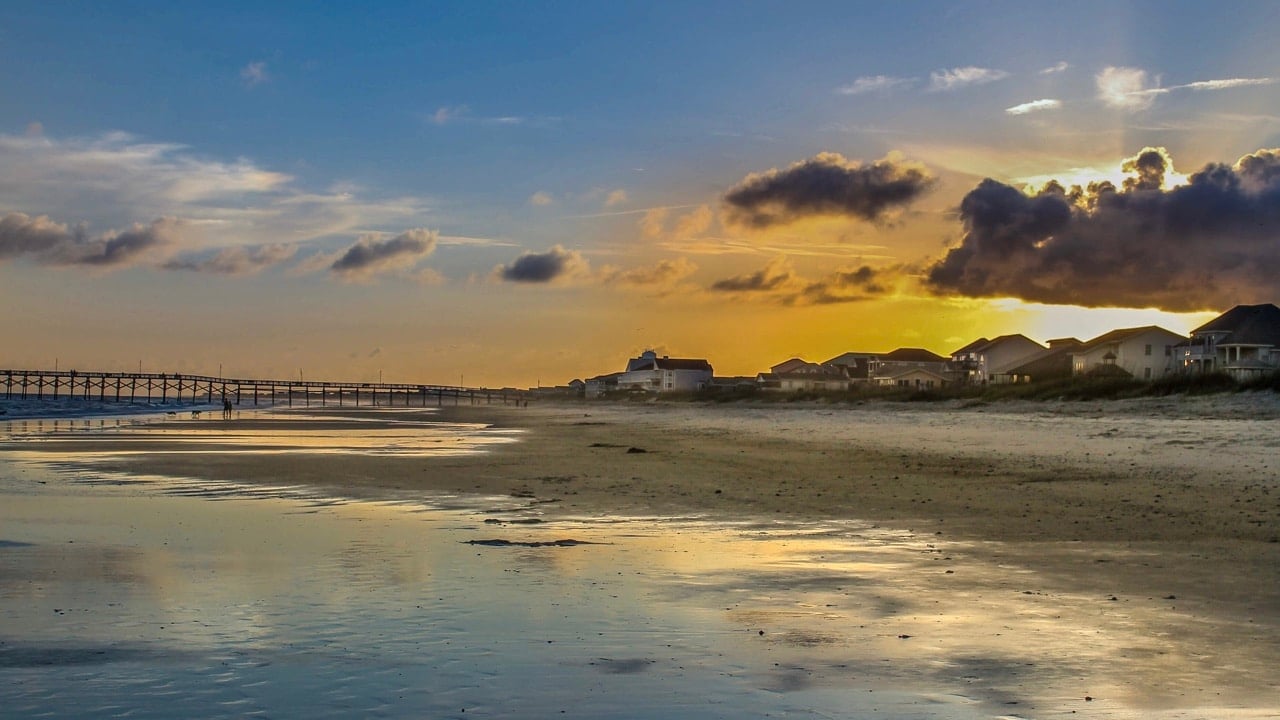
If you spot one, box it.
[463,539,599,548]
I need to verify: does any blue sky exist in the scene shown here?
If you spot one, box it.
[3,2,1280,385]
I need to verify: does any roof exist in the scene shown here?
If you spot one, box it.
[950,337,990,356]
[652,358,713,372]
[770,357,811,373]
[586,372,624,383]
[1191,304,1280,346]
[1076,326,1186,352]
[953,334,1043,358]
[882,347,948,363]
[824,351,882,366]
[994,339,1083,375]
[876,366,950,381]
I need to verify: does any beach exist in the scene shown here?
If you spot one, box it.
[3,396,1279,716]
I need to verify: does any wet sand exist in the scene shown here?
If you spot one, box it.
[4,397,1280,714]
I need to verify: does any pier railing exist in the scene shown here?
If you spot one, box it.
[1,369,528,408]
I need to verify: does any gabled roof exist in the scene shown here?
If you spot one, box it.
[1191,304,1280,346]
[952,334,1043,358]
[771,357,811,373]
[950,337,990,356]
[1076,326,1185,352]
[877,366,950,381]
[882,347,948,363]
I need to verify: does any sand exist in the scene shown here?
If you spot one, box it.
[4,394,1279,714]
[25,395,1279,617]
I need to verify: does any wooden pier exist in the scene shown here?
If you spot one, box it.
[1,369,528,408]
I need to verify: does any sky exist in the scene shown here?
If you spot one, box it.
[3,1,1280,387]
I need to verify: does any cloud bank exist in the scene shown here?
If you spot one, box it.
[709,257,891,305]
[0,212,179,267]
[164,243,299,275]
[722,153,936,229]
[0,131,429,250]
[926,147,1280,311]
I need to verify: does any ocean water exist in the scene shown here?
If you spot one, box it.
[0,410,1274,719]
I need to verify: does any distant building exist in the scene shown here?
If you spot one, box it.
[868,348,950,385]
[949,335,1044,384]
[584,372,623,399]
[823,352,878,384]
[991,338,1082,384]
[1181,304,1280,380]
[873,366,950,390]
[1071,326,1185,380]
[755,358,850,392]
[616,350,713,393]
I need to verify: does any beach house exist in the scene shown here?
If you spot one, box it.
[756,358,850,392]
[990,338,1083,384]
[823,352,879,384]
[1180,303,1280,379]
[868,348,951,386]
[1071,326,1186,380]
[949,334,1044,385]
[616,350,713,393]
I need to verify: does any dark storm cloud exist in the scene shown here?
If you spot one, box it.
[0,212,176,267]
[164,243,298,275]
[330,229,437,279]
[722,152,936,229]
[709,258,796,292]
[709,257,891,305]
[926,147,1280,312]
[799,265,888,305]
[495,245,586,283]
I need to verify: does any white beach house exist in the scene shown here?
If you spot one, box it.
[1071,326,1186,380]
[617,350,713,393]
[949,334,1044,385]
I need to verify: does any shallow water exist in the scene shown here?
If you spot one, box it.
[1,411,1275,719]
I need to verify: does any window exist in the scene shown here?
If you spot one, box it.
[1165,345,1172,356]
[1144,344,1152,356]
[1144,367,1152,379]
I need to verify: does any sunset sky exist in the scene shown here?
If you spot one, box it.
[3,2,1279,387]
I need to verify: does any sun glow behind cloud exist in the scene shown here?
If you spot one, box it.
[1001,301,1217,343]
